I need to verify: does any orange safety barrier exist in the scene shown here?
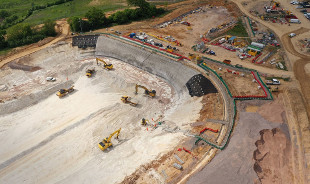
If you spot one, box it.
[199,127,219,134]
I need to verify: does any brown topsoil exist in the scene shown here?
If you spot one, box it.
[253,128,293,184]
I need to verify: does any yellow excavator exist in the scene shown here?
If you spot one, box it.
[135,84,156,97]
[121,96,137,107]
[56,86,74,98]
[96,58,113,70]
[86,68,95,77]
[98,128,121,151]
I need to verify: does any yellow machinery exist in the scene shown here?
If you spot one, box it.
[56,86,74,98]
[233,40,246,47]
[141,118,149,126]
[248,49,258,56]
[86,68,95,77]
[225,35,232,40]
[96,58,113,70]
[188,53,196,60]
[135,84,156,97]
[121,96,137,106]
[196,55,202,62]
[271,0,280,7]
[286,10,292,15]
[98,128,121,151]
[167,48,173,52]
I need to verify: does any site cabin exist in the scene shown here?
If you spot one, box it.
[223,59,231,65]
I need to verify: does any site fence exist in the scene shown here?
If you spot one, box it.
[197,61,273,150]
[247,17,256,36]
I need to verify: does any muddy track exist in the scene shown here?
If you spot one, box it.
[281,27,310,117]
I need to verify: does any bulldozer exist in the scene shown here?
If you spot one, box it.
[98,128,121,151]
[86,68,95,77]
[121,96,137,107]
[96,58,113,70]
[135,84,156,97]
[56,86,74,98]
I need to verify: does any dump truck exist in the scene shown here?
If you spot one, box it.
[86,69,95,77]
[56,86,74,98]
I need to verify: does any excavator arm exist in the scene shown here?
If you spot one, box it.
[98,128,121,151]
[135,84,156,97]
[107,128,121,142]
[96,58,113,70]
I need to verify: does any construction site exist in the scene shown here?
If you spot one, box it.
[0,0,310,183]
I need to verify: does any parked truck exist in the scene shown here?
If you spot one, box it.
[223,59,231,65]
[289,19,301,24]
[266,78,281,85]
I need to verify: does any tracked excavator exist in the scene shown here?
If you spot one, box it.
[135,84,156,97]
[98,128,121,151]
[86,68,95,77]
[56,86,74,98]
[121,96,137,107]
[96,58,113,70]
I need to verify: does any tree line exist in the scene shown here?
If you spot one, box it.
[0,19,57,50]
[0,0,73,30]
[68,0,166,32]
[0,0,74,51]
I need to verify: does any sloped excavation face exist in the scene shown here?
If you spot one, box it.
[0,36,221,184]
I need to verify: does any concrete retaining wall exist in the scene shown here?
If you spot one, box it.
[95,36,199,96]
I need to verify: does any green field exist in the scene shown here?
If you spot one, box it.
[224,19,249,37]
[0,0,126,25]
[0,48,11,56]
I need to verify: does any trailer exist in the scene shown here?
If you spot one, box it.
[251,42,265,49]
[289,19,301,23]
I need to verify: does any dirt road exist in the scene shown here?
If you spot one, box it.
[0,20,70,68]
[231,0,310,182]
[281,28,310,115]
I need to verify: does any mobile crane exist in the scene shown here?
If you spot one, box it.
[56,85,74,98]
[96,58,113,70]
[135,84,156,97]
[98,128,121,151]
[121,96,137,107]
